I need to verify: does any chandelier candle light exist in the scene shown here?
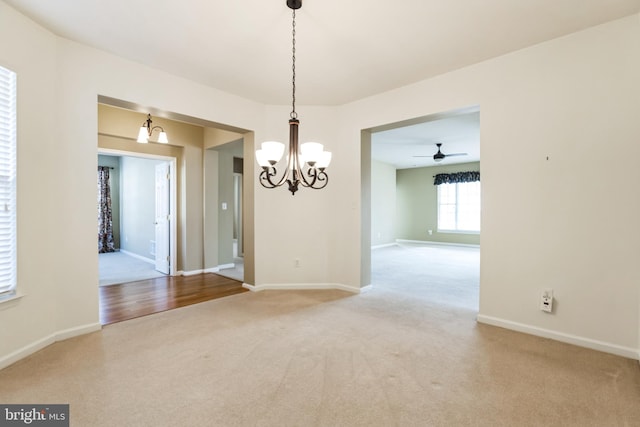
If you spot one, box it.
[255,0,331,195]
[137,114,169,144]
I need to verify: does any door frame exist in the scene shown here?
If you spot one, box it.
[98,148,178,276]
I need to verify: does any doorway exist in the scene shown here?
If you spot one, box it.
[204,141,244,282]
[98,151,177,286]
[366,106,481,309]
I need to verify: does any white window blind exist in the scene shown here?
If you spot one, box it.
[0,65,16,297]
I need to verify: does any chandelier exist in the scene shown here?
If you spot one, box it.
[255,0,331,195]
[137,114,168,144]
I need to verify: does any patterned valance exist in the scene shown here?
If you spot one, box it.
[433,171,480,186]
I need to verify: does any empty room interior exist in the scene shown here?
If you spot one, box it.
[0,0,639,425]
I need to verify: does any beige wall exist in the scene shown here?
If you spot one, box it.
[0,0,638,368]
[98,104,204,272]
[396,162,481,245]
[348,15,640,356]
[0,0,61,365]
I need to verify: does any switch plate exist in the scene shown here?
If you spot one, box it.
[221,202,227,210]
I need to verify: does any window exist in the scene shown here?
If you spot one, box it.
[0,65,17,299]
[437,181,480,232]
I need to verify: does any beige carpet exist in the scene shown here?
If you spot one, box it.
[1,246,639,426]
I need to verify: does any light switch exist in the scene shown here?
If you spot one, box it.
[221,202,227,210]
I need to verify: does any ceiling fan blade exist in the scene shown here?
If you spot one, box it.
[444,153,467,157]
[412,155,432,157]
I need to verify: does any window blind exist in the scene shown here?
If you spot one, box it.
[0,66,16,297]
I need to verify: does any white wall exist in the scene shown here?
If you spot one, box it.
[0,0,64,367]
[120,156,164,259]
[253,105,341,288]
[371,160,396,247]
[0,0,265,368]
[0,0,638,367]
[346,15,640,357]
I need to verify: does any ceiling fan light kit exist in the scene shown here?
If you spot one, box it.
[414,143,468,163]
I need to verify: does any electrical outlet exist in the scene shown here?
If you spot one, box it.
[540,289,553,313]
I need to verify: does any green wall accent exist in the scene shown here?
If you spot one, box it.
[396,162,480,245]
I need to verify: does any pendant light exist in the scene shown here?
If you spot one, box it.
[137,114,169,144]
[255,0,331,195]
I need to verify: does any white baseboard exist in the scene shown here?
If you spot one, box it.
[477,315,639,360]
[180,269,204,276]
[371,243,397,250]
[120,250,155,264]
[396,239,480,248]
[186,264,236,275]
[0,322,102,370]
[242,283,369,294]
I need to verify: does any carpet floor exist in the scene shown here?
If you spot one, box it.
[99,251,166,286]
[1,244,638,426]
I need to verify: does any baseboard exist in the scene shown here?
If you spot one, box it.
[396,239,480,248]
[371,243,397,250]
[218,263,235,270]
[477,315,639,360]
[203,267,220,273]
[180,269,204,276]
[242,283,369,294]
[120,250,155,264]
[0,322,102,371]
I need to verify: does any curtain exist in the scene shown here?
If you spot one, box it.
[433,171,480,186]
[98,166,116,253]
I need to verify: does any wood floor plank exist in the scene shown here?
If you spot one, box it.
[99,273,248,325]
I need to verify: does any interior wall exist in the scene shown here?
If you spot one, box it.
[396,162,481,245]
[1,0,265,368]
[214,141,243,266]
[97,155,121,249]
[119,157,164,259]
[370,160,396,247]
[203,149,220,271]
[347,15,640,356]
[1,0,638,368]
[0,0,64,366]
[255,105,340,287]
[203,128,243,271]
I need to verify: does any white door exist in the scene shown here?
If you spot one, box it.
[155,162,170,274]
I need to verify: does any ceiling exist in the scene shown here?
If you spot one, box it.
[5,0,639,106]
[5,0,638,169]
[371,111,480,169]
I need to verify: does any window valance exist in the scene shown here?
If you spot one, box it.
[433,171,480,186]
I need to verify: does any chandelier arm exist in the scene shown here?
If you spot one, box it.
[259,167,280,188]
[298,166,317,188]
[149,125,165,136]
[299,167,328,189]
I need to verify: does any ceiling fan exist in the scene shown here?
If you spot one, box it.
[413,143,467,163]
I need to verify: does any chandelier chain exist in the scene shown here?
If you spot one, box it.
[291,9,297,119]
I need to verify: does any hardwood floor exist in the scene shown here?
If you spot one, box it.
[99,273,248,325]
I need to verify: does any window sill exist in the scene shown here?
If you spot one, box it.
[0,292,24,307]
[437,229,480,235]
